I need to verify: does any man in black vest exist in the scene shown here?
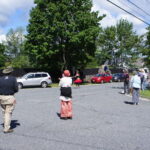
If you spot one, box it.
[0,66,18,133]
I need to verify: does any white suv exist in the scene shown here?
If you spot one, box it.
[17,72,52,89]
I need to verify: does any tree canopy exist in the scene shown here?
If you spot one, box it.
[2,27,31,68]
[96,19,141,68]
[5,27,25,58]
[0,43,6,67]
[25,0,104,71]
[142,26,150,67]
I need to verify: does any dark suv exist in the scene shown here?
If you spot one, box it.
[112,73,124,82]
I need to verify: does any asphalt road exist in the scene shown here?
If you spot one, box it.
[0,82,150,150]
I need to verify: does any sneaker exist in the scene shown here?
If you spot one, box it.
[3,129,13,133]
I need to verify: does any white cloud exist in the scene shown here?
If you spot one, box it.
[0,15,8,27]
[99,9,117,27]
[0,0,34,27]
[0,34,6,43]
[93,0,126,15]
[117,14,142,25]
[135,27,147,35]
[92,0,149,35]
[0,0,149,36]
[0,0,34,12]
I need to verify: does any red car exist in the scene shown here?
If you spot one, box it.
[91,73,112,83]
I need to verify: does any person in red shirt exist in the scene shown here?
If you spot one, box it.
[73,70,82,87]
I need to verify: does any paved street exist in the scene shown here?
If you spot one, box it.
[0,82,150,150]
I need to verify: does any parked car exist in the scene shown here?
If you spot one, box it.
[112,73,124,82]
[17,72,52,89]
[91,73,112,83]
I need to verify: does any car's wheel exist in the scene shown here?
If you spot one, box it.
[18,83,23,89]
[41,81,48,88]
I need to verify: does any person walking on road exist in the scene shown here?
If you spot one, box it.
[138,69,147,90]
[130,71,141,105]
[0,66,18,133]
[123,69,130,94]
[59,70,73,120]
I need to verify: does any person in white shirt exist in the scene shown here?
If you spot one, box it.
[130,71,141,105]
[59,70,73,119]
[139,69,148,90]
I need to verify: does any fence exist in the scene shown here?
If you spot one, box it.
[0,67,129,83]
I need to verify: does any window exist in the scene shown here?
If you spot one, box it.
[27,74,34,78]
[42,74,48,77]
[35,74,42,78]
[96,74,103,77]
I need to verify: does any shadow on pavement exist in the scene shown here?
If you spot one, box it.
[124,101,134,105]
[111,86,124,89]
[11,120,21,129]
[21,86,52,89]
[56,112,61,118]
[1,120,20,129]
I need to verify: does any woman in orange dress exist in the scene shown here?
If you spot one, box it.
[59,70,73,120]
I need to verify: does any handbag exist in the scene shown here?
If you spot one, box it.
[60,87,72,98]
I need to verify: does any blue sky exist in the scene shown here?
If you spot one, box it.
[0,0,150,42]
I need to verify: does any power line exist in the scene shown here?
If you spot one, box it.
[118,0,146,19]
[127,0,150,17]
[107,0,150,26]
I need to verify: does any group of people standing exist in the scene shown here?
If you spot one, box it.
[123,68,148,105]
[0,67,73,133]
[0,66,149,133]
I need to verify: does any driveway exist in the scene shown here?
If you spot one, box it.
[0,82,150,150]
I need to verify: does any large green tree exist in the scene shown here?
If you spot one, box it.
[25,0,104,71]
[5,27,25,58]
[96,26,117,65]
[116,19,140,67]
[0,43,6,67]
[3,27,31,68]
[96,19,141,68]
[142,26,150,67]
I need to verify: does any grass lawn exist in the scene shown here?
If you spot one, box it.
[140,90,150,99]
[50,82,92,88]
[50,83,59,87]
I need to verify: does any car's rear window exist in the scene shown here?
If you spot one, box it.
[42,74,48,77]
